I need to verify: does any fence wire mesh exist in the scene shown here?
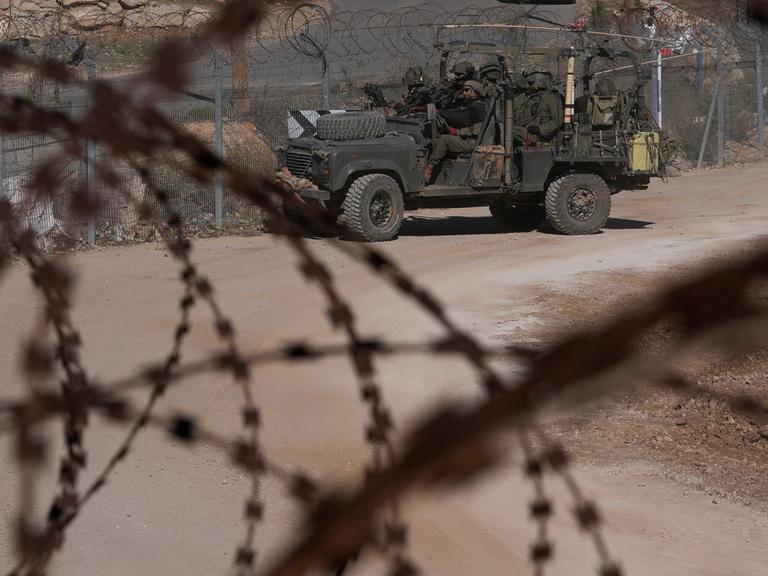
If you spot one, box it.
[0,2,765,246]
[0,2,767,576]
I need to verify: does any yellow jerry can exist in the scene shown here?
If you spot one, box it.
[629,131,660,173]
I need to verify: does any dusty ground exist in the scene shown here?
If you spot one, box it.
[1,162,768,575]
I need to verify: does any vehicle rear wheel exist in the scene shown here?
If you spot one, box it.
[489,199,545,231]
[341,174,404,242]
[544,173,611,235]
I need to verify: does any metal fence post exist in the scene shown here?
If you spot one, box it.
[716,41,725,167]
[0,72,4,200]
[757,40,765,161]
[696,73,721,170]
[696,46,704,90]
[657,49,663,129]
[651,48,659,125]
[86,64,96,246]
[214,52,223,227]
[322,56,332,109]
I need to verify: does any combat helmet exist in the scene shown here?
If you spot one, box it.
[403,66,425,88]
[463,79,485,98]
[526,70,553,90]
[452,61,477,79]
[595,76,617,96]
[479,59,502,82]
[512,71,528,90]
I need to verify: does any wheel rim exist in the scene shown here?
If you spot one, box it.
[566,186,597,221]
[369,189,394,228]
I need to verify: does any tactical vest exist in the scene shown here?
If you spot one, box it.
[587,94,618,128]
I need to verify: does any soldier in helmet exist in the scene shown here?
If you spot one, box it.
[586,76,619,128]
[512,70,563,145]
[479,58,503,99]
[424,79,487,182]
[435,61,477,109]
[394,66,432,113]
[594,76,616,96]
[404,66,424,90]
[452,61,477,86]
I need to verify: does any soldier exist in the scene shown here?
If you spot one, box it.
[479,59,503,99]
[586,76,619,127]
[393,66,432,113]
[574,83,591,115]
[423,80,487,182]
[435,61,477,109]
[512,70,563,145]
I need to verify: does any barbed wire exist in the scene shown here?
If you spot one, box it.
[0,1,767,576]
[0,1,764,78]
[236,3,568,64]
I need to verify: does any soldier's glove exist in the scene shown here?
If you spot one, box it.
[526,125,541,136]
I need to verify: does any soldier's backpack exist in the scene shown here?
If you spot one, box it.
[588,94,618,129]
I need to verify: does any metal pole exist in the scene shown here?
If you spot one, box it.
[651,48,659,125]
[0,72,4,200]
[657,49,663,129]
[716,42,725,167]
[757,40,765,160]
[86,64,96,246]
[322,56,332,110]
[564,49,575,125]
[696,73,721,170]
[214,52,223,227]
[696,46,704,90]
[504,86,514,184]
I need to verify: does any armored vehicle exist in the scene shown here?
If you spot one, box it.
[278,41,666,241]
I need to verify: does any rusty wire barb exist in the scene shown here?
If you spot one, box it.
[0,202,94,574]
[0,1,768,576]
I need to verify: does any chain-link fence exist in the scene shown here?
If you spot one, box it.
[0,3,766,247]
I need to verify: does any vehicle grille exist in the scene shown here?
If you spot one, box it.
[285,149,313,178]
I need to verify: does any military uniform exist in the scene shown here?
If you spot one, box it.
[435,61,477,110]
[392,67,431,113]
[479,60,503,100]
[425,80,487,177]
[586,77,619,128]
[512,72,563,145]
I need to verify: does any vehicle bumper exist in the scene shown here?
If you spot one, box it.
[298,187,330,201]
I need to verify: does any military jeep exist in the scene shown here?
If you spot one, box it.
[278,41,665,242]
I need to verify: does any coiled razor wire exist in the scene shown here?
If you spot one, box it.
[245,2,556,64]
[0,2,765,70]
[232,2,768,70]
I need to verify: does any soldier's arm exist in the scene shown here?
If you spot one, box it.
[439,108,473,128]
[441,101,486,126]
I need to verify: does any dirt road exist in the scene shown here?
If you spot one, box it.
[1,163,768,575]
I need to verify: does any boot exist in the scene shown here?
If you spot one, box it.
[423,163,433,183]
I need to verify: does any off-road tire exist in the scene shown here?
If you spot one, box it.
[315,112,386,141]
[544,173,611,235]
[489,200,545,231]
[341,174,403,242]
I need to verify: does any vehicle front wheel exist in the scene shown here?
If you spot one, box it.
[489,199,545,231]
[340,174,404,242]
[544,173,611,235]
